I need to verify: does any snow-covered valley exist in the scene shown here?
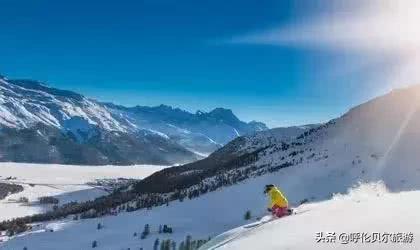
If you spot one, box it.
[0,163,167,221]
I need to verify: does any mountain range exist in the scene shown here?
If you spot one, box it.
[0,75,271,165]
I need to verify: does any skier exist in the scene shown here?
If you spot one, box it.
[264,184,290,218]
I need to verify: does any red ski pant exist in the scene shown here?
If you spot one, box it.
[272,205,288,218]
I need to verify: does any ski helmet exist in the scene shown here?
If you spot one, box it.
[264,184,275,194]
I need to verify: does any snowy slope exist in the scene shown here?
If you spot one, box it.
[202,183,420,250]
[1,182,417,250]
[209,84,420,194]
[0,163,167,221]
[227,124,319,155]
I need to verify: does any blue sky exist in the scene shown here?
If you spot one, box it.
[0,0,404,127]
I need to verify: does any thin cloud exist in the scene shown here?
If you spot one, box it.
[228,1,420,53]
[224,0,420,91]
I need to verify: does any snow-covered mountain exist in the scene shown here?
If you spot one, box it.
[103,103,268,155]
[3,85,420,250]
[0,75,268,165]
[0,78,126,132]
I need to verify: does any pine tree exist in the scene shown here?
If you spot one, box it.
[244,210,252,220]
[153,238,160,250]
[178,241,185,250]
[144,224,150,235]
[185,235,192,250]
[92,240,97,248]
[167,240,171,250]
[141,224,150,239]
[160,240,165,250]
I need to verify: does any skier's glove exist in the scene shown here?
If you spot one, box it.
[267,208,272,212]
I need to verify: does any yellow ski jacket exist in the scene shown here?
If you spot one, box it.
[268,186,288,208]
